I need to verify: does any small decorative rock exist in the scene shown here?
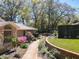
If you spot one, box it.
[14,54,21,58]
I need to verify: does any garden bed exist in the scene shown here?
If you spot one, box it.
[0,45,28,59]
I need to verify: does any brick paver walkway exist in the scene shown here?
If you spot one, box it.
[22,40,43,59]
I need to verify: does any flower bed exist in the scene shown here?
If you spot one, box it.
[0,46,27,59]
[0,36,29,59]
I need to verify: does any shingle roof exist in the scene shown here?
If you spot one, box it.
[0,18,37,30]
[0,18,5,22]
[15,23,37,30]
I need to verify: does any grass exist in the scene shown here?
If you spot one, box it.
[48,38,79,53]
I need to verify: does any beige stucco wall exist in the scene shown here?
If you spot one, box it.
[0,24,36,39]
[11,27,17,37]
[0,25,18,40]
[0,26,4,40]
[17,30,24,37]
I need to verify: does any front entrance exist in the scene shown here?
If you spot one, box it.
[4,31,12,42]
[3,25,13,50]
[4,25,12,43]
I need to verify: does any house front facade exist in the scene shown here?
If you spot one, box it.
[0,18,37,43]
[0,18,37,53]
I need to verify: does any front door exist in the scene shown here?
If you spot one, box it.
[4,31,12,43]
[4,25,12,43]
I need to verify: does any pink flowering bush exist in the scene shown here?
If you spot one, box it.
[18,36,28,43]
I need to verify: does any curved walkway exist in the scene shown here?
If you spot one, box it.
[22,40,43,59]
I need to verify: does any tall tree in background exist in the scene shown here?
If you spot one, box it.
[31,0,41,27]
[45,0,76,32]
[46,0,54,32]
[0,0,24,21]
[31,0,48,32]
[30,0,77,33]
[0,0,78,33]
[19,7,31,24]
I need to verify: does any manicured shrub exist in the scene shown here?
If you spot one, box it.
[11,36,18,47]
[20,43,28,49]
[4,36,12,43]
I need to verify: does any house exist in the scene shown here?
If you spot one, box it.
[0,18,37,54]
[0,18,37,41]
[58,23,79,39]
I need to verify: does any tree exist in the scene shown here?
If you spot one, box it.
[0,0,24,21]
[0,0,78,33]
[31,0,48,32]
[45,0,76,32]
[19,7,31,24]
[30,0,77,33]
[31,0,41,27]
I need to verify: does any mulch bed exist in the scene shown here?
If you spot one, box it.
[0,46,27,59]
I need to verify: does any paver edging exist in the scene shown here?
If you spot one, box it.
[45,37,79,59]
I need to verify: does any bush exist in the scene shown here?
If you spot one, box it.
[11,36,18,47]
[0,46,6,54]
[38,40,48,55]
[20,43,28,49]
[38,40,60,59]
[48,48,60,59]
[18,36,27,43]
[4,36,12,43]
[0,56,9,59]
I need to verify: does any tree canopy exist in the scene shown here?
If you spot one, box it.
[0,0,78,33]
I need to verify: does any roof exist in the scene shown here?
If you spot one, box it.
[0,18,37,31]
[72,22,79,25]
[0,18,7,26]
[15,23,37,30]
[0,18,5,22]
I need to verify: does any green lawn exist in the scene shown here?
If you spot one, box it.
[48,38,79,53]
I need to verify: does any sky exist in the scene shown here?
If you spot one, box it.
[0,0,78,7]
[0,0,79,9]
[59,0,79,9]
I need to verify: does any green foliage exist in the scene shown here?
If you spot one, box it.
[38,40,60,59]
[0,0,24,21]
[0,56,9,59]
[38,40,48,55]
[4,36,12,42]
[32,0,40,4]
[0,46,6,54]
[19,7,31,24]
[48,39,79,53]
[11,37,17,43]
[47,48,60,59]
[0,0,78,33]
[11,36,18,47]
[4,36,18,47]
[20,43,28,49]
[31,0,77,33]
[4,36,18,42]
